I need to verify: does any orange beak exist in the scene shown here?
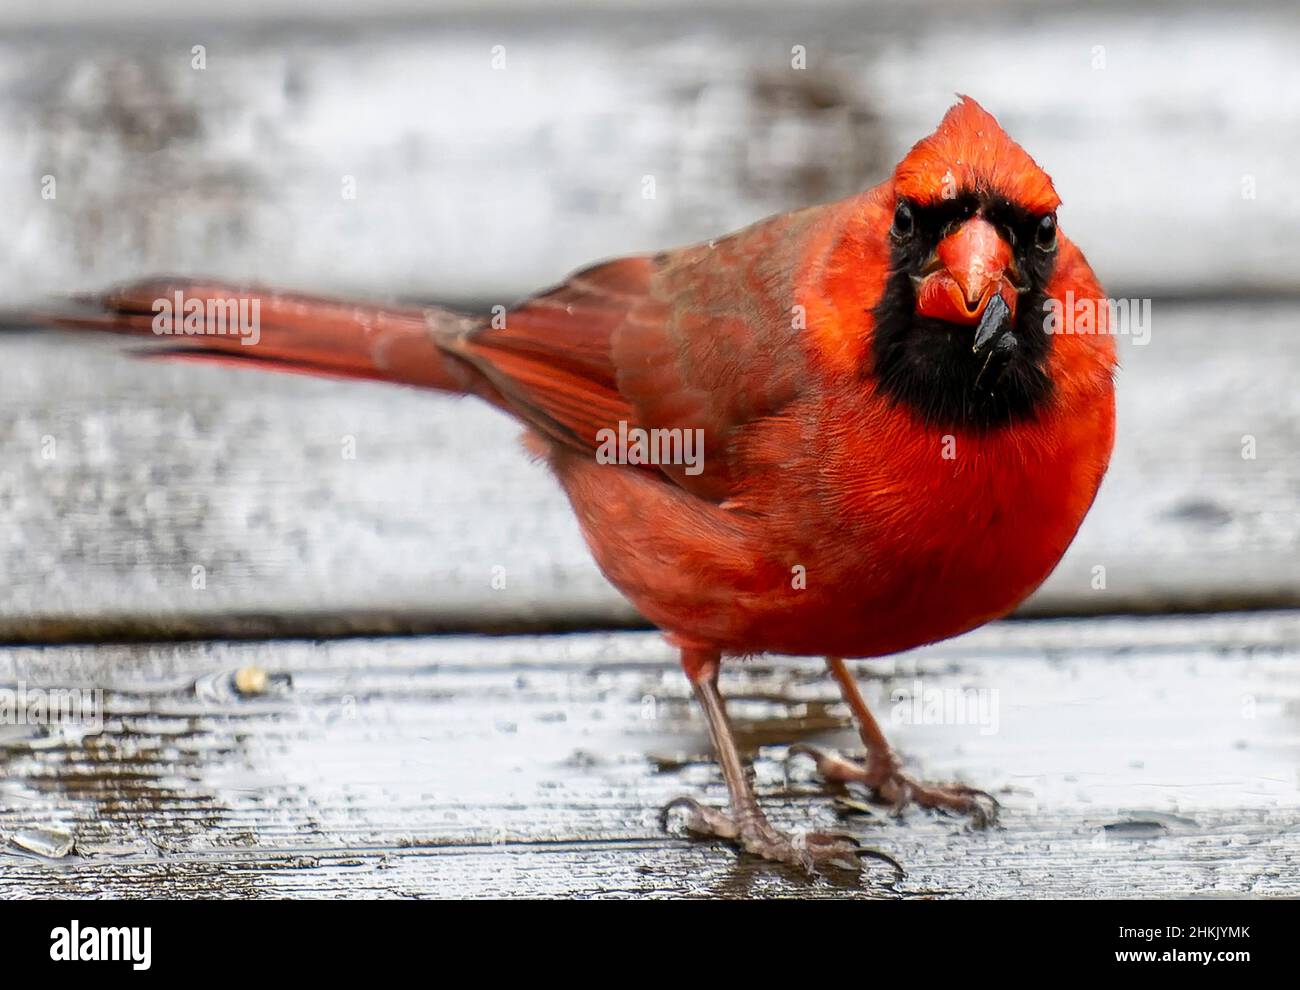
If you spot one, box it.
[914,217,1018,325]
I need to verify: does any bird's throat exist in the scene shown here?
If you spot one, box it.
[869,267,1054,431]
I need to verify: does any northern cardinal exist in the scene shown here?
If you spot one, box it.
[43,96,1116,873]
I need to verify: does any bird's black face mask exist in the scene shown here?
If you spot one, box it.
[870,191,1058,431]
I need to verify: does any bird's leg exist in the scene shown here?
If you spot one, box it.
[661,648,897,875]
[789,656,998,827]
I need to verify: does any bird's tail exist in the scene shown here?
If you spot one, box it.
[22,277,489,395]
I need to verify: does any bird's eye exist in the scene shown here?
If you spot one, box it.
[892,201,915,239]
[1035,214,1057,250]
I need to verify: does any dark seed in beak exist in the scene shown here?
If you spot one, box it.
[971,294,1016,391]
[971,292,1012,356]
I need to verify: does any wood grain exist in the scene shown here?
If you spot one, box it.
[0,300,1296,639]
[2,611,1297,898]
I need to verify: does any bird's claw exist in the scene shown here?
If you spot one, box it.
[660,796,901,876]
[788,743,999,828]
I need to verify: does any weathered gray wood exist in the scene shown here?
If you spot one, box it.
[1,611,1297,898]
[0,300,1296,639]
[0,1,1296,307]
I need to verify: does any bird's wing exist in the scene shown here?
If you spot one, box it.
[454,206,826,501]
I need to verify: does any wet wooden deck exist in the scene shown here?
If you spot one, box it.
[3,613,1299,898]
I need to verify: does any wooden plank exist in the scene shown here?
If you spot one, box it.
[0,2,1296,307]
[0,299,1296,639]
[1,611,1298,898]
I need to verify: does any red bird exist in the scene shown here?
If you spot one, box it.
[48,97,1116,871]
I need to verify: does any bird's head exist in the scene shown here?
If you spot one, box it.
[867,96,1068,429]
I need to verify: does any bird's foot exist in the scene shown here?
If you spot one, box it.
[789,744,999,828]
[660,796,902,876]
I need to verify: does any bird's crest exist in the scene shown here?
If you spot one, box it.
[893,96,1060,214]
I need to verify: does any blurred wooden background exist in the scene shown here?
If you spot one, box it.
[1,1,1297,305]
[0,0,1297,897]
